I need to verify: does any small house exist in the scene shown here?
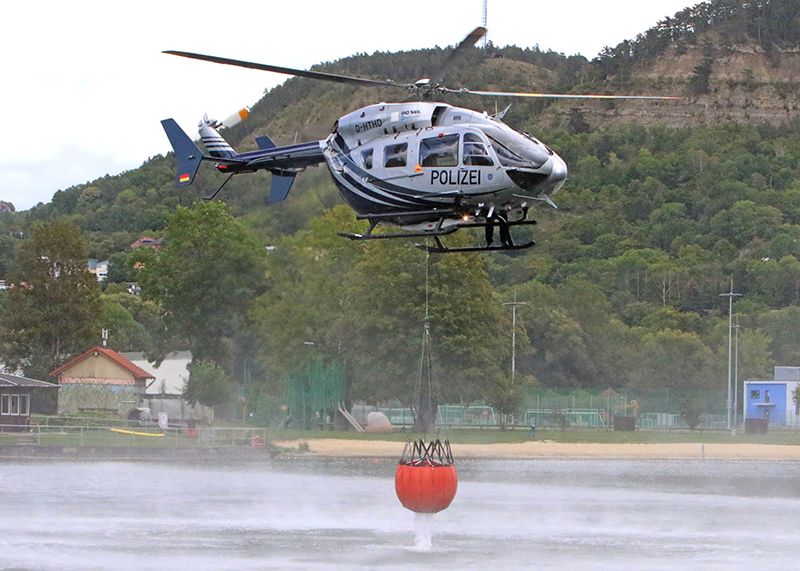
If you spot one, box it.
[0,372,59,431]
[49,347,155,416]
[744,366,800,427]
[87,259,109,282]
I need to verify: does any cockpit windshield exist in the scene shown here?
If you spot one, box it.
[481,124,550,169]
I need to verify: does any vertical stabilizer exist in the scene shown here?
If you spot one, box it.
[161,119,202,187]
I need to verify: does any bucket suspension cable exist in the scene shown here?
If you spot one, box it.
[414,249,440,434]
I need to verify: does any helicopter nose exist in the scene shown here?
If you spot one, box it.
[546,153,568,194]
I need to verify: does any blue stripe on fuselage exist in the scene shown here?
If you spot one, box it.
[238,141,323,162]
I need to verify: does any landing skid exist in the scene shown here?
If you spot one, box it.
[338,214,459,241]
[417,236,535,254]
[337,227,459,241]
[338,210,536,253]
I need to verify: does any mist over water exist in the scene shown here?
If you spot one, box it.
[1,457,798,570]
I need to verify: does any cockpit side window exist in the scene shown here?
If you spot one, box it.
[361,148,373,170]
[383,143,408,168]
[482,124,549,169]
[463,132,494,166]
[419,134,458,167]
[487,135,530,168]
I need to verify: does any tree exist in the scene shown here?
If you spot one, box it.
[0,220,101,379]
[139,202,266,367]
[99,297,151,352]
[250,205,363,378]
[103,291,172,363]
[760,307,800,365]
[688,54,714,95]
[631,329,716,390]
[340,240,508,407]
[183,360,232,412]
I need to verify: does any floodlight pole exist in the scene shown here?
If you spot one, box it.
[502,291,528,387]
[720,281,741,432]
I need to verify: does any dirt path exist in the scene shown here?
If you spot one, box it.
[272,438,800,460]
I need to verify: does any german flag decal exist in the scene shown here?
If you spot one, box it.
[179,173,191,183]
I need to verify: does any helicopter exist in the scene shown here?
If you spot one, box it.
[162,27,679,253]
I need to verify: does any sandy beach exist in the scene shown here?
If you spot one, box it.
[272,438,800,460]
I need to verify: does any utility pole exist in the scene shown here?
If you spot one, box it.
[502,291,528,387]
[720,281,741,432]
[734,313,740,429]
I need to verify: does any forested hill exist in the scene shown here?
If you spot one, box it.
[3,0,800,400]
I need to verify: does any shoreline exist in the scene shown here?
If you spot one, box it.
[2,440,799,461]
[272,438,800,460]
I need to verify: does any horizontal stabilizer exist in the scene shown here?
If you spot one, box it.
[161,119,202,187]
[268,171,296,203]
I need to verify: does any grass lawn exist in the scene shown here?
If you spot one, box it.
[0,428,255,448]
[3,426,800,448]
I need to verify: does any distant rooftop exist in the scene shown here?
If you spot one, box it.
[50,346,155,380]
[130,236,164,250]
[0,372,58,388]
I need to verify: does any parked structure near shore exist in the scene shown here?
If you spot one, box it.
[0,372,58,431]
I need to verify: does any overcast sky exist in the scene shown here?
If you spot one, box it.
[1,0,696,210]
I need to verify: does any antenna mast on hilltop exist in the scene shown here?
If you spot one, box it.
[482,0,488,47]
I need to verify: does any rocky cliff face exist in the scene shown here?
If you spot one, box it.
[559,39,800,131]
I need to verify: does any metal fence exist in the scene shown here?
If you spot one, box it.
[372,388,733,430]
[0,422,270,448]
[520,388,730,429]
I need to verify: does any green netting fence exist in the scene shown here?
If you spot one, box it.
[375,388,730,430]
[284,357,346,429]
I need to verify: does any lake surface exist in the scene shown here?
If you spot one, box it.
[1,456,798,570]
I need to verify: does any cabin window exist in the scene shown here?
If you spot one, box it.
[383,143,408,168]
[361,148,373,170]
[463,133,494,166]
[420,134,458,167]
[1,394,29,416]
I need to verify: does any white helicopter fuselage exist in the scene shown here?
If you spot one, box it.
[163,27,674,252]
[323,101,567,230]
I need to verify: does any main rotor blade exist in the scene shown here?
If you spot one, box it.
[428,26,486,86]
[442,88,682,100]
[164,51,412,90]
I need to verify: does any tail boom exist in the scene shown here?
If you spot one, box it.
[161,117,325,203]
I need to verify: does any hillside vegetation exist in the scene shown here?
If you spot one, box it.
[2,0,800,419]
